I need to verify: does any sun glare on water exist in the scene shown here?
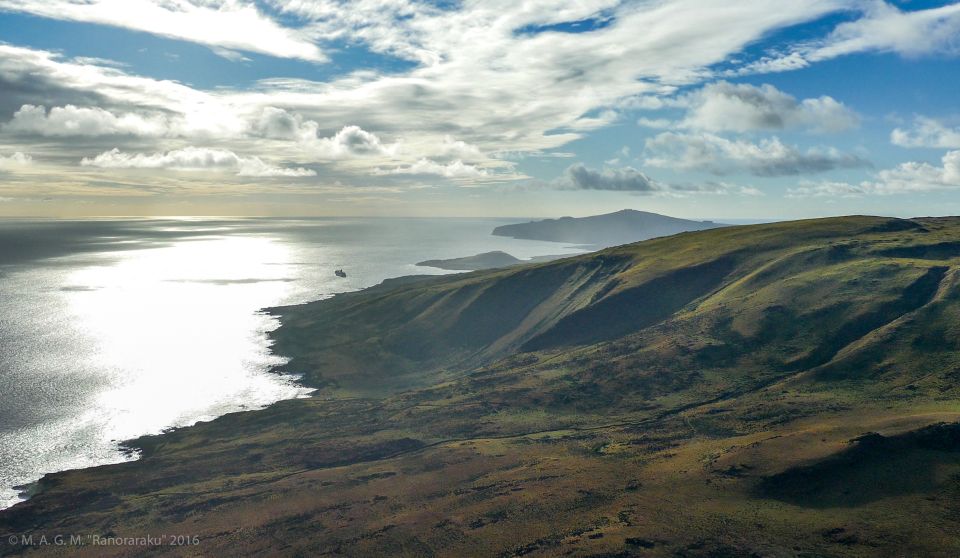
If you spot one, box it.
[65,235,313,438]
[0,233,313,509]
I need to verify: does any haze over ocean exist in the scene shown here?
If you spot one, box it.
[0,217,576,508]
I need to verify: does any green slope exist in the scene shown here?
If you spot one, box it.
[4,215,960,557]
[270,215,953,398]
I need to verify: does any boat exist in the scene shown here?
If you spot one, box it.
[335,269,347,278]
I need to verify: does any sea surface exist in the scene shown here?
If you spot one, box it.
[0,217,578,509]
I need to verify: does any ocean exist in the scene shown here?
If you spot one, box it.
[0,217,577,509]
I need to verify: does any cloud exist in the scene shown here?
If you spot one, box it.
[563,164,661,192]
[249,107,319,142]
[4,104,169,137]
[0,151,32,169]
[0,0,850,183]
[636,117,673,130]
[812,2,960,60]
[866,150,960,193]
[251,110,415,162]
[80,147,315,177]
[235,158,317,178]
[239,0,848,158]
[382,158,489,179]
[251,112,499,179]
[737,52,811,75]
[678,81,859,133]
[786,180,866,198]
[891,116,960,149]
[739,3,960,75]
[0,0,325,61]
[82,147,239,170]
[551,163,760,195]
[309,125,392,158]
[788,151,960,196]
[249,114,396,159]
[644,132,869,176]
[1,1,949,197]
[0,45,231,129]
[435,136,484,162]
[210,47,252,63]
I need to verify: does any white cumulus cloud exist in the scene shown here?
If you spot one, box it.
[891,116,960,149]
[383,158,489,179]
[678,81,859,134]
[308,125,394,159]
[4,104,169,137]
[0,151,32,169]
[867,150,960,193]
[788,151,960,196]
[644,132,868,176]
[80,147,315,177]
[249,107,320,142]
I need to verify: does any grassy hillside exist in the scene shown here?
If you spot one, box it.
[4,215,960,557]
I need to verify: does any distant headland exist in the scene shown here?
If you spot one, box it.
[492,209,726,248]
[416,251,566,271]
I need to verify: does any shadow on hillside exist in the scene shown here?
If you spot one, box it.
[522,255,737,351]
[757,422,960,508]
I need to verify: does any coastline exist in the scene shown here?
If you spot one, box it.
[0,243,561,517]
[0,243,588,514]
[0,272,443,514]
[0,229,576,514]
[0,216,584,515]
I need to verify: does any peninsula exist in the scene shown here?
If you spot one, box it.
[416,251,568,271]
[491,209,726,247]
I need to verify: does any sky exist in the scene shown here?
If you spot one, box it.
[0,0,958,219]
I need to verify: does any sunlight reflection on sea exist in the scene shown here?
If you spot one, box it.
[0,218,578,508]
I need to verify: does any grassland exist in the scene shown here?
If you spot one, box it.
[3,215,960,557]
